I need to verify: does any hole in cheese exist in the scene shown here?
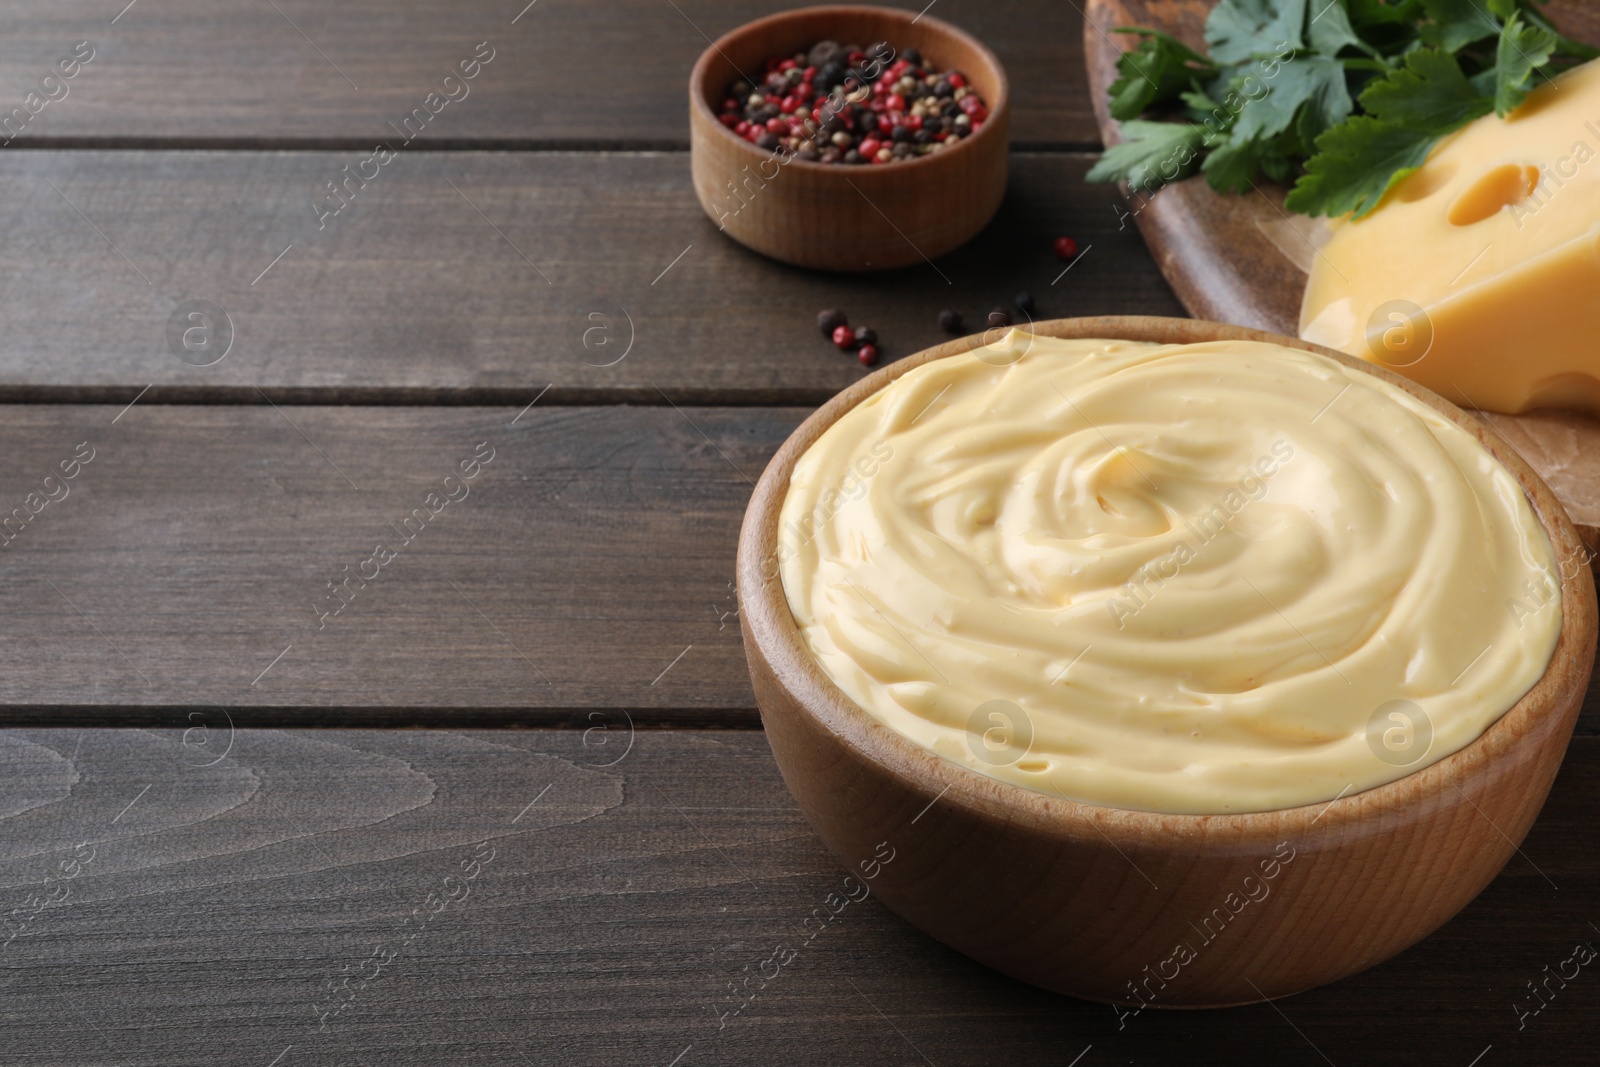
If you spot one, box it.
[1395,159,1459,203]
[1448,163,1541,226]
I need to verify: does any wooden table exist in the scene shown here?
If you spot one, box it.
[1,3,1593,1064]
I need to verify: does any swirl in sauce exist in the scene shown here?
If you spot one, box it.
[778,333,1562,814]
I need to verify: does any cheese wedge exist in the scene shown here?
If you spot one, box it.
[1300,58,1600,415]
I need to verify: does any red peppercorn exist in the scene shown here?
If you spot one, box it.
[832,325,856,350]
[735,120,751,136]
[721,97,740,112]
[766,118,786,134]
[1054,236,1079,260]
[718,113,739,129]
[886,93,906,112]
[779,58,797,72]
[905,114,923,130]
[859,136,881,157]
[949,73,967,89]
[857,344,879,366]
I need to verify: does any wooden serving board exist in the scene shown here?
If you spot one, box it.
[1083,0,1600,552]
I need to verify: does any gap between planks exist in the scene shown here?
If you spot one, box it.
[0,706,766,729]
[0,386,849,407]
[0,137,1106,153]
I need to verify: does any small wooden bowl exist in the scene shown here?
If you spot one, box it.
[737,316,1598,1007]
[688,5,1009,271]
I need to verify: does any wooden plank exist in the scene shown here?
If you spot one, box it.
[0,404,788,722]
[0,725,1596,1065]
[0,150,1182,404]
[2,401,1599,729]
[0,0,1095,149]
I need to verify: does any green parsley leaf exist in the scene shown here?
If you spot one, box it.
[1086,121,1208,191]
[1494,12,1558,115]
[1232,54,1353,142]
[1359,46,1491,129]
[1284,116,1437,216]
[1108,29,1218,121]
[1257,134,1300,181]
[1201,124,1299,193]
[1206,0,1308,65]
[1418,0,1499,51]
[1520,8,1600,62]
[1202,136,1271,191]
[1180,88,1236,142]
[1306,1,1373,58]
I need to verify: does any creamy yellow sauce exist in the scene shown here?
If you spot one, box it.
[777,332,1562,814]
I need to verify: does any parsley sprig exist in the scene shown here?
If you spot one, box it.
[1087,0,1597,218]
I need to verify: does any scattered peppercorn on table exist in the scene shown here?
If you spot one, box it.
[0,2,1594,1065]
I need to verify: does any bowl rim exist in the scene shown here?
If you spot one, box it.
[688,3,1011,177]
[737,315,1597,845]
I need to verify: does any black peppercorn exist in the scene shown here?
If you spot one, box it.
[1015,291,1036,316]
[808,40,842,68]
[938,308,964,334]
[988,307,1012,327]
[853,326,877,346]
[818,309,849,337]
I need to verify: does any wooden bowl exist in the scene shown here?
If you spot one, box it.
[688,5,1009,271]
[737,316,1598,1007]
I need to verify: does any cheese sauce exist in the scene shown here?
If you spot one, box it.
[777,332,1562,814]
